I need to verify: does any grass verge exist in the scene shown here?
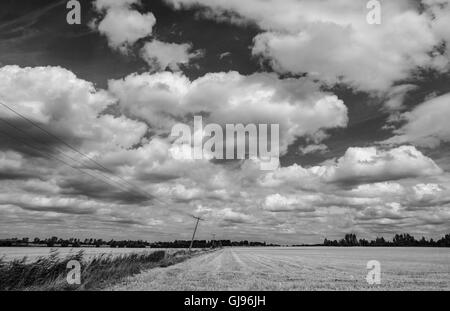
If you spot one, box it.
[0,249,208,291]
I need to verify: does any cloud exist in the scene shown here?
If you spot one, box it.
[383,92,450,148]
[166,0,450,92]
[424,0,450,59]
[355,202,406,221]
[263,193,315,212]
[92,0,156,53]
[322,146,443,184]
[109,71,348,153]
[406,182,450,209]
[194,205,256,225]
[260,146,442,188]
[413,183,443,200]
[216,207,256,225]
[383,84,418,111]
[0,65,147,156]
[0,151,37,180]
[350,182,405,198]
[0,151,22,171]
[259,163,321,189]
[141,40,202,71]
[299,143,328,155]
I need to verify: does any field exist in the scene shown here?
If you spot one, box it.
[0,248,206,290]
[109,247,450,291]
[0,247,168,262]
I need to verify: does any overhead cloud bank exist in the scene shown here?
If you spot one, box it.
[1,63,447,242]
[165,0,450,92]
[4,0,450,246]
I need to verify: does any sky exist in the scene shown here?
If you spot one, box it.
[0,0,449,244]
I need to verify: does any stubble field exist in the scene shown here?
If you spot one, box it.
[109,247,450,291]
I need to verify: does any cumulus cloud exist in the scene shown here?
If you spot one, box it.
[260,146,442,188]
[92,0,156,52]
[322,146,443,184]
[0,65,147,154]
[91,0,200,70]
[166,0,450,92]
[108,71,348,153]
[259,163,321,189]
[0,64,169,230]
[383,92,450,148]
[413,183,443,200]
[141,40,202,71]
[263,193,315,212]
[350,182,405,198]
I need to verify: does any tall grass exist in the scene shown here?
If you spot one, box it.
[0,249,204,290]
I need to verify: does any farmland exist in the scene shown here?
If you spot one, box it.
[0,248,208,290]
[109,247,450,291]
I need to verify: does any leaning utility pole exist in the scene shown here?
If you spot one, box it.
[189,216,204,252]
[212,234,216,248]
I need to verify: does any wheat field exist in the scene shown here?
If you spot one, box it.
[108,247,450,291]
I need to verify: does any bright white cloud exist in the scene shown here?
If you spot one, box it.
[92,0,156,52]
[0,65,147,155]
[350,182,405,198]
[322,146,443,183]
[141,40,201,71]
[260,146,442,188]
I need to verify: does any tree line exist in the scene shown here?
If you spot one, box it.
[323,233,450,247]
[0,237,277,248]
[1,233,449,248]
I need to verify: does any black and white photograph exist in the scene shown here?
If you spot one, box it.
[0,0,449,298]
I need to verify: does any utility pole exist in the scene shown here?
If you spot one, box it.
[189,216,204,252]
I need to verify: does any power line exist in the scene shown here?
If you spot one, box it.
[0,128,198,235]
[0,102,161,202]
[0,101,198,218]
[0,126,193,218]
[0,127,139,197]
[0,118,149,200]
